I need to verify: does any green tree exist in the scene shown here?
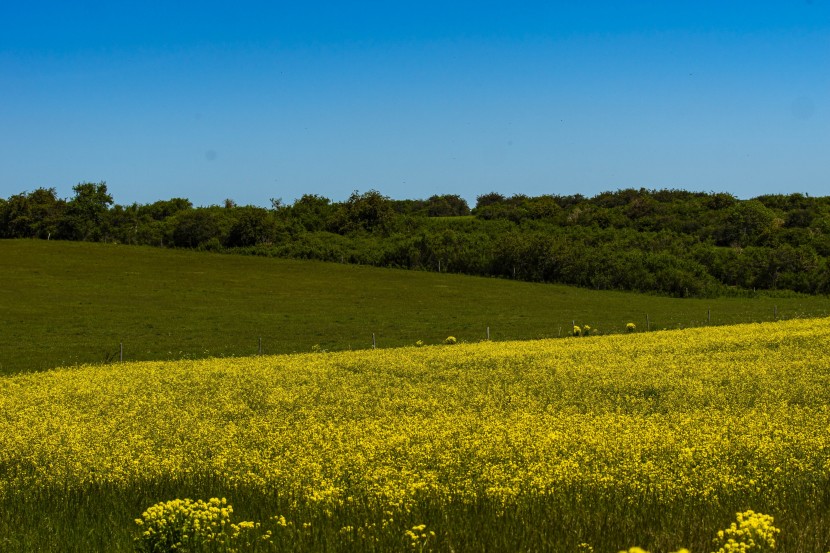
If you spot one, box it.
[0,198,6,236]
[719,200,778,247]
[227,206,278,247]
[335,190,394,234]
[106,203,144,245]
[525,195,562,220]
[475,192,506,209]
[0,188,66,239]
[29,187,67,238]
[289,194,335,232]
[425,194,470,217]
[139,198,193,221]
[171,208,224,249]
[61,182,113,241]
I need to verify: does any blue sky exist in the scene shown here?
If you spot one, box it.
[1,1,828,207]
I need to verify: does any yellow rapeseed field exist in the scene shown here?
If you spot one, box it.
[1,317,829,551]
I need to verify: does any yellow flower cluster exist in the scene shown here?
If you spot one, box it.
[621,548,688,553]
[0,317,829,549]
[620,510,779,553]
[405,523,435,551]
[135,497,257,552]
[713,510,780,553]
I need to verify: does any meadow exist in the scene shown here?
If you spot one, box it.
[2,239,830,374]
[1,316,829,551]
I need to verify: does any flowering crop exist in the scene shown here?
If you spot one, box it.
[712,510,780,553]
[134,497,247,552]
[1,318,830,550]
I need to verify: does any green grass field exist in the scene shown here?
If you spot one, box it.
[2,238,829,374]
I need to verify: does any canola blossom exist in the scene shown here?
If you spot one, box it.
[1,318,830,551]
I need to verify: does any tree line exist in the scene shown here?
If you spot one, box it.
[3,182,830,297]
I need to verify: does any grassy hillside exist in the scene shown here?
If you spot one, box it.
[2,317,829,551]
[2,239,829,373]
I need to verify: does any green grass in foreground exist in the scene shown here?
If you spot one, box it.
[2,238,829,374]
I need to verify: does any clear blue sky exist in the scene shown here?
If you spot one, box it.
[1,1,828,207]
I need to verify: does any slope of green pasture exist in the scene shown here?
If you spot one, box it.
[1,238,828,373]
